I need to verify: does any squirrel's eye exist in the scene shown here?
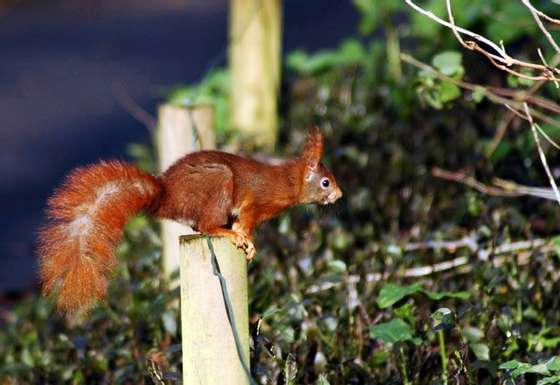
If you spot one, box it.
[321,178,330,189]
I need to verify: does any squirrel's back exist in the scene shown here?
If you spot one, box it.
[38,160,161,316]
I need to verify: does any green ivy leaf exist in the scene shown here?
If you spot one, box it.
[500,360,551,378]
[370,318,419,345]
[377,283,471,308]
[327,260,347,274]
[424,289,471,301]
[394,303,417,326]
[438,81,461,103]
[547,357,560,371]
[315,374,332,385]
[471,343,490,361]
[471,86,486,103]
[432,51,463,77]
[377,283,423,308]
[538,376,560,385]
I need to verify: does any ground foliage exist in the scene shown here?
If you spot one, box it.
[3,1,560,384]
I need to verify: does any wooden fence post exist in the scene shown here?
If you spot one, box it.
[157,104,215,282]
[229,0,282,149]
[180,235,250,385]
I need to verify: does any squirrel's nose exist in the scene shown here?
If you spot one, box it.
[335,186,343,200]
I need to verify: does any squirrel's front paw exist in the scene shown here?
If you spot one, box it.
[244,241,256,261]
[229,232,256,261]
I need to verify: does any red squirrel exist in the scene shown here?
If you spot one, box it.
[38,128,342,316]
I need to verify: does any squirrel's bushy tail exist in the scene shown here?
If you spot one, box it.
[38,160,161,316]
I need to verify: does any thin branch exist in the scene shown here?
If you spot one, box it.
[402,238,549,276]
[305,238,553,293]
[306,239,553,291]
[536,124,560,150]
[487,86,560,115]
[433,166,560,202]
[406,0,560,81]
[400,53,560,129]
[485,61,560,157]
[432,167,523,197]
[524,102,560,207]
[521,0,560,55]
[409,0,514,65]
[493,178,560,200]
[486,110,517,157]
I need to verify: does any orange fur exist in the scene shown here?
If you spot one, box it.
[38,161,161,315]
[39,129,342,317]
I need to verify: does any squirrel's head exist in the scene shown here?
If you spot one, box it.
[299,127,342,205]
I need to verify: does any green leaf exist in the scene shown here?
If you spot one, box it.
[286,39,366,75]
[338,39,367,63]
[500,360,551,378]
[471,86,486,103]
[284,354,297,385]
[432,51,463,76]
[353,0,378,35]
[547,357,560,371]
[377,283,423,308]
[411,0,445,38]
[424,289,471,301]
[522,363,550,376]
[377,283,470,308]
[372,348,390,364]
[438,81,461,103]
[352,0,404,35]
[553,236,560,259]
[471,343,490,361]
[370,318,417,344]
[463,327,484,343]
[315,374,331,385]
[394,303,417,326]
[486,2,536,44]
[538,376,560,385]
[327,260,347,274]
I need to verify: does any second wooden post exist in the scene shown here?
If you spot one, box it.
[157,104,215,283]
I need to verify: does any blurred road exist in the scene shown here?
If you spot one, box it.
[0,0,358,292]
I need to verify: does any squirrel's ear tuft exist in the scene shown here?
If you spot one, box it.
[302,127,324,170]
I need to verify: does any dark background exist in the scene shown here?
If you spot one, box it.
[0,0,358,293]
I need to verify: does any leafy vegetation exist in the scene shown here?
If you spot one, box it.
[3,1,560,384]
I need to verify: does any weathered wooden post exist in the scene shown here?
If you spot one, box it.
[158,106,252,383]
[229,0,282,149]
[157,104,215,282]
[176,0,283,381]
[180,235,250,385]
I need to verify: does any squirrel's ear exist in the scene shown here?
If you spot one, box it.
[302,127,324,170]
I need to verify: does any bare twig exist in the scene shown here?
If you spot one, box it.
[400,53,560,128]
[524,102,560,207]
[487,51,560,157]
[402,238,549,276]
[488,86,560,115]
[521,0,560,55]
[486,111,518,157]
[406,0,560,81]
[304,238,554,292]
[432,167,523,197]
[492,178,560,200]
[433,166,560,202]
[400,256,469,277]
[404,236,477,253]
[344,239,556,284]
